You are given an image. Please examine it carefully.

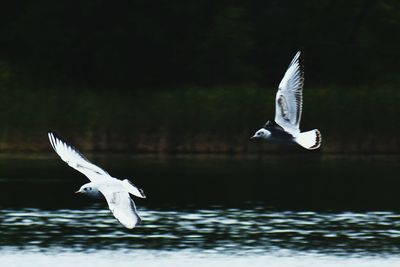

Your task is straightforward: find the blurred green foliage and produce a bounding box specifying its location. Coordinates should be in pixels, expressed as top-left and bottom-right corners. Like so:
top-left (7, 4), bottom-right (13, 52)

top-left (0, 82), bottom-right (399, 153)
top-left (0, 1), bottom-right (399, 153)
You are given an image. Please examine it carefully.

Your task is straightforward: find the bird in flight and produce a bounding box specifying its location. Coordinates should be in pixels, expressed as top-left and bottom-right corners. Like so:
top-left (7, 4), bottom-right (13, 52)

top-left (251, 51), bottom-right (321, 150)
top-left (48, 132), bottom-right (146, 229)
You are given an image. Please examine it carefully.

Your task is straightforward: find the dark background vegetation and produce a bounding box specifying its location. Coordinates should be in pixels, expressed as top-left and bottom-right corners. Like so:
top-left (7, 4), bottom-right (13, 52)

top-left (0, 0), bottom-right (399, 153)
top-left (0, 0), bottom-right (399, 212)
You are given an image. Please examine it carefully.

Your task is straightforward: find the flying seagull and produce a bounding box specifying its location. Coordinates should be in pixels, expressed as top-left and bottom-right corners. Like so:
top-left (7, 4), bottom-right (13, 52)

top-left (48, 132), bottom-right (146, 229)
top-left (251, 51), bottom-right (321, 149)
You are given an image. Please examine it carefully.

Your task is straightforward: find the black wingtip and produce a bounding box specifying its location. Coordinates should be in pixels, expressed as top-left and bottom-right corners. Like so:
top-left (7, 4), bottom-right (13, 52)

top-left (136, 215), bottom-right (142, 226)
top-left (310, 129), bottom-right (322, 150)
top-left (139, 188), bottom-right (146, 199)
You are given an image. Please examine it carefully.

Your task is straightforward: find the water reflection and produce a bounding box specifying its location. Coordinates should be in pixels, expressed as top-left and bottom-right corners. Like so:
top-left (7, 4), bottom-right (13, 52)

top-left (1, 207), bottom-right (400, 256)
top-left (1, 154), bottom-right (400, 209)
top-left (2, 154), bottom-right (400, 266)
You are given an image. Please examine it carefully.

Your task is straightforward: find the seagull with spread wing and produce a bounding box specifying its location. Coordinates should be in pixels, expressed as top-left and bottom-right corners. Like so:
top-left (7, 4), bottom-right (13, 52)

top-left (251, 51), bottom-right (321, 149)
top-left (48, 132), bottom-right (146, 229)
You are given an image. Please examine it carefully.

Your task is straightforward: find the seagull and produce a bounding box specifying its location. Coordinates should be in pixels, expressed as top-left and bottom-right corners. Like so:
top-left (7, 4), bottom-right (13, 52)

top-left (48, 132), bottom-right (146, 229)
top-left (251, 51), bottom-right (321, 149)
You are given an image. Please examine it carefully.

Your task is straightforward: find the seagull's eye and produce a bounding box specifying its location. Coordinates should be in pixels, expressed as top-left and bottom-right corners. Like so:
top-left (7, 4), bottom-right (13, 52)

top-left (258, 132), bottom-right (262, 135)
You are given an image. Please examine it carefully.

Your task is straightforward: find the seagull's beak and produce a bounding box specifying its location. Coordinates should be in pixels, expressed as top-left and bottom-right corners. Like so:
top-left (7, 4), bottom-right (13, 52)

top-left (250, 135), bottom-right (257, 139)
top-left (75, 190), bottom-right (81, 194)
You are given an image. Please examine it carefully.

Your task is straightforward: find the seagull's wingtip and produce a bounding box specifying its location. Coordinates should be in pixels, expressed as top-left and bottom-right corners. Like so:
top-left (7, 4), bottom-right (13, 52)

top-left (294, 51), bottom-right (301, 60)
top-left (139, 189), bottom-right (146, 199)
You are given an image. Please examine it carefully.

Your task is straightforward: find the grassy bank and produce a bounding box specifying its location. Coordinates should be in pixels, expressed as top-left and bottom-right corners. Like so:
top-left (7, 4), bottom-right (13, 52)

top-left (0, 81), bottom-right (399, 153)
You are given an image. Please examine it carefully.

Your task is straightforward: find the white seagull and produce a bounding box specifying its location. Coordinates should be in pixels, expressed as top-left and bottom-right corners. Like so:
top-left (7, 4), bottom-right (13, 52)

top-left (251, 51), bottom-right (321, 149)
top-left (48, 132), bottom-right (146, 229)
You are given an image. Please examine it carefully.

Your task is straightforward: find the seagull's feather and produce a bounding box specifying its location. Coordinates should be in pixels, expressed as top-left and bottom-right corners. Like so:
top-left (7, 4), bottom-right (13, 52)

top-left (275, 51), bottom-right (304, 134)
top-left (102, 190), bottom-right (141, 229)
top-left (48, 132), bottom-right (110, 182)
top-left (122, 179), bottom-right (146, 199)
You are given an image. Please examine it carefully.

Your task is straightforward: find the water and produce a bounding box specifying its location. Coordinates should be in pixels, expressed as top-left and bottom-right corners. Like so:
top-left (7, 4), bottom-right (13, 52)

top-left (1, 154), bottom-right (400, 266)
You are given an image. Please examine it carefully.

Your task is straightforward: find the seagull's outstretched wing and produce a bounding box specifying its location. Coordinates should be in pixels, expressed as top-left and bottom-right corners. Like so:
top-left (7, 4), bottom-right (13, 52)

top-left (48, 132), bottom-right (110, 182)
top-left (274, 51), bottom-right (304, 135)
top-left (102, 190), bottom-right (141, 229)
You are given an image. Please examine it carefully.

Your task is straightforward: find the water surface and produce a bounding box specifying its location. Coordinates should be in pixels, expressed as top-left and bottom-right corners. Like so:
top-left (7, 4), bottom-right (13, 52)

top-left (1, 154), bottom-right (400, 266)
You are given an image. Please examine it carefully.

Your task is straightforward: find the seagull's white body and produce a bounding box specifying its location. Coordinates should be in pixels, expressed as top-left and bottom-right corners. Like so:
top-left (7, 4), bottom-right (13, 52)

top-left (251, 51), bottom-right (321, 150)
top-left (48, 132), bottom-right (146, 229)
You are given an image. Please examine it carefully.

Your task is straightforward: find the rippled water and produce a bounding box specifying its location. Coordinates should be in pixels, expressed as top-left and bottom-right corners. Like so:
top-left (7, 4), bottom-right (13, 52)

top-left (1, 155), bottom-right (400, 266)
top-left (2, 207), bottom-right (400, 266)
top-left (2, 207), bottom-right (400, 255)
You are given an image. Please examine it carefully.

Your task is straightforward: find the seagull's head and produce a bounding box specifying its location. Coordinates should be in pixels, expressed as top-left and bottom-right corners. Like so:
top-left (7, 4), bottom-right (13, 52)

top-left (75, 183), bottom-right (104, 199)
top-left (75, 184), bottom-right (93, 195)
top-left (251, 128), bottom-right (271, 140)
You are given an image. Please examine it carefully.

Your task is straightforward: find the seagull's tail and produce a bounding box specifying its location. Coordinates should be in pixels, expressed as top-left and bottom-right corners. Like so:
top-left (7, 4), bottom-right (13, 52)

top-left (295, 129), bottom-right (322, 150)
top-left (122, 179), bottom-right (146, 198)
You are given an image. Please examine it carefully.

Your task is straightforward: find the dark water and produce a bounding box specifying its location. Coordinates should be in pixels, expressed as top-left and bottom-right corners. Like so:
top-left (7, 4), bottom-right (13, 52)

top-left (1, 154), bottom-right (400, 266)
